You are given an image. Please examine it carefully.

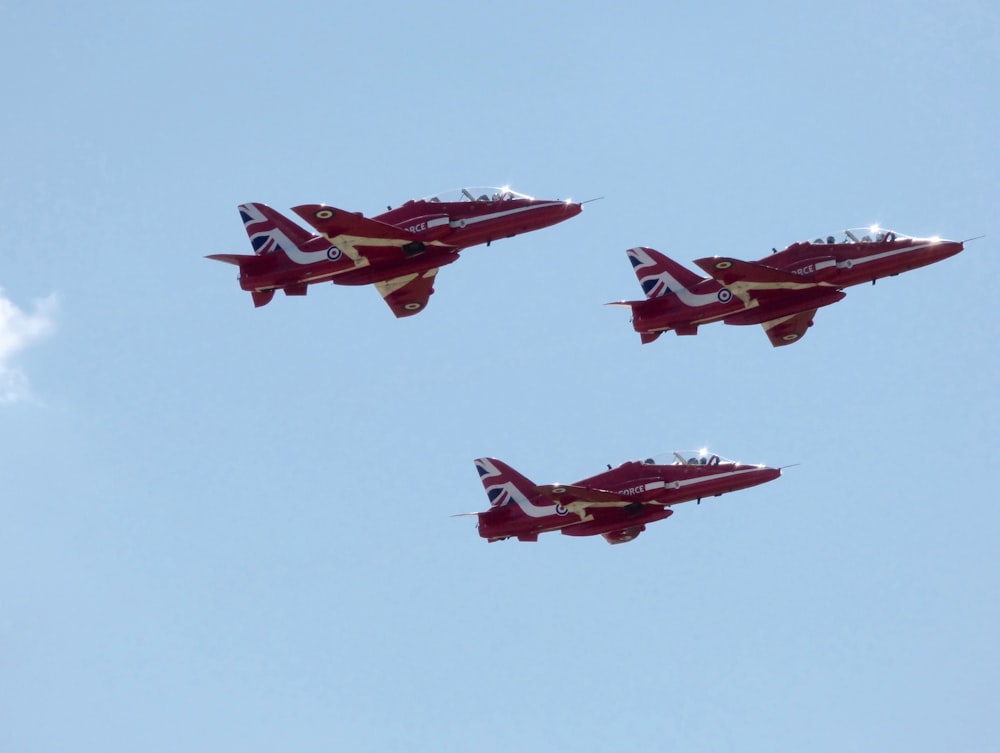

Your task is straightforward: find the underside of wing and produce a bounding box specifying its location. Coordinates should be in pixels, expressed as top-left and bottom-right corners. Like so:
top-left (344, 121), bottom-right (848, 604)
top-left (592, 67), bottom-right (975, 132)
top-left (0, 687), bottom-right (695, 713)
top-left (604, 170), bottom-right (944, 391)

top-left (374, 269), bottom-right (440, 317)
top-left (762, 309), bottom-right (819, 347)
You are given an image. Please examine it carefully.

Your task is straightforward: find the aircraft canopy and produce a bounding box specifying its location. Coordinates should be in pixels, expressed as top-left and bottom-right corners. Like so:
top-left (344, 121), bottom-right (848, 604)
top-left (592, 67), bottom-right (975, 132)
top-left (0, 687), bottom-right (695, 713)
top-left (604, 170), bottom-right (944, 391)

top-left (420, 186), bottom-right (534, 203)
top-left (805, 227), bottom-right (909, 245)
top-left (637, 450), bottom-right (739, 466)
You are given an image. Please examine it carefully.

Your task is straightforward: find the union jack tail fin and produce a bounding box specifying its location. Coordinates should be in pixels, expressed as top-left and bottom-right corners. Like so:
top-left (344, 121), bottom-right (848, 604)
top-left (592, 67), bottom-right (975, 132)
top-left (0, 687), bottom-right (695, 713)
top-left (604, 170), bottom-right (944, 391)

top-left (474, 457), bottom-right (538, 509)
top-left (238, 202), bottom-right (317, 256)
top-left (627, 246), bottom-right (707, 299)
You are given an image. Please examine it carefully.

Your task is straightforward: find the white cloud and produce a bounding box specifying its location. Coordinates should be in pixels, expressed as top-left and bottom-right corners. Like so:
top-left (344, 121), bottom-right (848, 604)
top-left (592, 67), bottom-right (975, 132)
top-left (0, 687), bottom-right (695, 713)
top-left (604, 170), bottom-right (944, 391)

top-left (0, 289), bottom-right (57, 403)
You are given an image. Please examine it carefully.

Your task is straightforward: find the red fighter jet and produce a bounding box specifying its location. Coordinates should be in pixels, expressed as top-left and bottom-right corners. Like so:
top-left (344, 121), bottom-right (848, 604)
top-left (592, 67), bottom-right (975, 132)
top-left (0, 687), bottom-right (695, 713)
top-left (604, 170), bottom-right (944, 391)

top-left (208, 187), bottom-right (582, 316)
top-left (465, 450), bottom-right (781, 545)
top-left (612, 227), bottom-right (966, 346)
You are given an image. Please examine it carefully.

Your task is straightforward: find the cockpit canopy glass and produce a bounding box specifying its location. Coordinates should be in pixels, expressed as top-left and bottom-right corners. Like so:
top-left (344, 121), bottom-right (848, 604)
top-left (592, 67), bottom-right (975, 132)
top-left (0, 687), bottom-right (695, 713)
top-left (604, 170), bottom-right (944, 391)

top-left (637, 450), bottom-right (739, 466)
top-left (421, 186), bottom-right (533, 203)
top-left (805, 227), bottom-right (909, 245)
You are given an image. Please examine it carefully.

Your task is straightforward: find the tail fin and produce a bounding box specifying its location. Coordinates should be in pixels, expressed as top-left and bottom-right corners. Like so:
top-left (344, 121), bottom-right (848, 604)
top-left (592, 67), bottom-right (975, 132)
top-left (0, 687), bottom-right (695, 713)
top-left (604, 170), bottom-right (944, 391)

top-left (239, 202), bottom-right (317, 256)
top-left (627, 246), bottom-right (707, 298)
top-left (474, 457), bottom-right (538, 509)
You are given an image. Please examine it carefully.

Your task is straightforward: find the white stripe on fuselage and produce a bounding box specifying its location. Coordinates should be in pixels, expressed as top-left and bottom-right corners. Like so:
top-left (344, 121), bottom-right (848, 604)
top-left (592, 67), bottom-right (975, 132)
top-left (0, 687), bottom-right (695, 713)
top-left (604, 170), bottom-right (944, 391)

top-left (504, 468), bottom-right (765, 515)
top-left (837, 242), bottom-right (935, 269)
top-left (671, 466), bottom-right (762, 492)
top-left (450, 201), bottom-right (565, 228)
top-left (612, 467), bottom-right (764, 497)
top-left (721, 243), bottom-right (939, 298)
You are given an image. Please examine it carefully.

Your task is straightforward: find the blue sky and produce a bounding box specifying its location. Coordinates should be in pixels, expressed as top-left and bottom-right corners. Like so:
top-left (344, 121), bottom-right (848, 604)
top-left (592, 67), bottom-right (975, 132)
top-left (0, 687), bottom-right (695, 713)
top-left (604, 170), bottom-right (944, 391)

top-left (2, 1), bottom-right (998, 750)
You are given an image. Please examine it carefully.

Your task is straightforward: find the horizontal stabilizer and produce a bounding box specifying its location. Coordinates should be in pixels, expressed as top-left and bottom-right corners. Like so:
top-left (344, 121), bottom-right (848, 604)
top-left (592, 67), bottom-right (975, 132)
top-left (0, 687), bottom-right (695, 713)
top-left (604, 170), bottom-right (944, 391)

top-left (292, 204), bottom-right (419, 243)
top-left (206, 253), bottom-right (256, 266)
top-left (693, 256), bottom-right (807, 286)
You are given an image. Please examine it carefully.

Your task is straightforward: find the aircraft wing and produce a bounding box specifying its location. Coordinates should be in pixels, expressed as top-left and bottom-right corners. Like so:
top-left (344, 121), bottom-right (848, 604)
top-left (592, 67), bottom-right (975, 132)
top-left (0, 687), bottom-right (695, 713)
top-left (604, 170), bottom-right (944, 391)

top-left (374, 269), bottom-right (440, 318)
top-left (761, 309), bottom-right (819, 347)
top-left (535, 484), bottom-right (627, 507)
top-left (693, 256), bottom-right (814, 288)
top-left (293, 204), bottom-right (418, 243)
top-left (293, 203), bottom-right (457, 265)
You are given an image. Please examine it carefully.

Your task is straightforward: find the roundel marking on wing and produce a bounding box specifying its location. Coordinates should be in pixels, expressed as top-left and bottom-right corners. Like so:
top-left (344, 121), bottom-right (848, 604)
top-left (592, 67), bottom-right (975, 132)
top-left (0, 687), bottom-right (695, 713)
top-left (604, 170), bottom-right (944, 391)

top-left (717, 288), bottom-right (733, 303)
top-left (715, 260), bottom-right (733, 270)
top-left (316, 209), bottom-right (335, 220)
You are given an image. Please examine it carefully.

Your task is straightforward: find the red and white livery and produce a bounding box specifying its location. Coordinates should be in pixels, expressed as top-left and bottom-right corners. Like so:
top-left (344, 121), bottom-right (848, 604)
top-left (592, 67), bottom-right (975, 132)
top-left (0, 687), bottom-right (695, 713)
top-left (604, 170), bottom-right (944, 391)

top-left (208, 187), bottom-right (582, 316)
top-left (613, 227), bottom-right (966, 346)
top-left (466, 450), bottom-right (781, 545)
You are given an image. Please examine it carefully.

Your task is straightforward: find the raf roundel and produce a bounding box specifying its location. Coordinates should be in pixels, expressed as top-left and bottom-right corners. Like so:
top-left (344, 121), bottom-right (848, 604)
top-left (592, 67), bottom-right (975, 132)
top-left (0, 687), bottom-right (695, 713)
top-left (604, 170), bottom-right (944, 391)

top-left (715, 260), bottom-right (733, 270)
top-left (717, 288), bottom-right (733, 303)
top-left (327, 245), bottom-right (342, 261)
top-left (315, 208), bottom-right (335, 220)
top-left (403, 302), bottom-right (422, 311)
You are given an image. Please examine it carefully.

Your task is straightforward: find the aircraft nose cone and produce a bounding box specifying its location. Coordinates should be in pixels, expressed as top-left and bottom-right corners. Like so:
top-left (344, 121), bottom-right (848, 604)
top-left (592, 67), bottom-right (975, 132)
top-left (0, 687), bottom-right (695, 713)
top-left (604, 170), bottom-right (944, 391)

top-left (748, 465), bottom-right (782, 486)
top-left (927, 237), bottom-right (965, 262)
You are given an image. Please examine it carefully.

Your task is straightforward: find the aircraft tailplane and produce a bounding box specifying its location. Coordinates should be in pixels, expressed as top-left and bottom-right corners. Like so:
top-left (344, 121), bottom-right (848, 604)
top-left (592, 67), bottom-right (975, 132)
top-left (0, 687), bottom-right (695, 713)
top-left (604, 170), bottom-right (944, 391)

top-left (205, 253), bottom-right (277, 307)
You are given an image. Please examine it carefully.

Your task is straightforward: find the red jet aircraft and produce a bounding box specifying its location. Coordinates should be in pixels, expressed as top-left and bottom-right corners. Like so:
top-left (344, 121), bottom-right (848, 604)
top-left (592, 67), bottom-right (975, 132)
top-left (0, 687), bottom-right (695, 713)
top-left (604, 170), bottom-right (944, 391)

top-left (467, 450), bottom-right (780, 544)
top-left (208, 187), bottom-right (582, 316)
top-left (612, 227), bottom-right (966, 346)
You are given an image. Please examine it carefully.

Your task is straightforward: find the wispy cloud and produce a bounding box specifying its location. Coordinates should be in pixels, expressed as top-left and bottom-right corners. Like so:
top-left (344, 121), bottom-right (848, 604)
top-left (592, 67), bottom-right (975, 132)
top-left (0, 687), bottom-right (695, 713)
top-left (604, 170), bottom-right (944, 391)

top-left (0, 289), bottom-right (57, 403)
